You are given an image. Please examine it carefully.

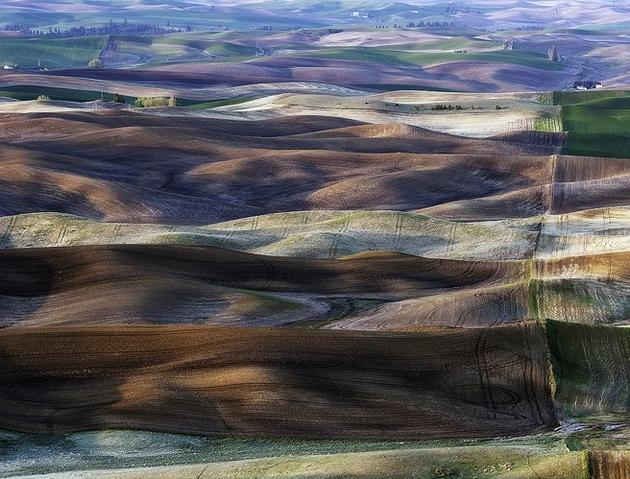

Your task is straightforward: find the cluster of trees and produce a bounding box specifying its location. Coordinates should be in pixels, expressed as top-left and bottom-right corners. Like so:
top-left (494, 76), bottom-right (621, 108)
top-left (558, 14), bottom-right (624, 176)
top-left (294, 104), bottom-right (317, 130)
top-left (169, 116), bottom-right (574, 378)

top-left (253, 26), bottom-right (301, 31)
top-left (51, 21), bottom-right (192, 37)
top-left (9, 20), bottom-right (192, 38)
top-left (134, 96), bottom-right (177, 107)
top-left (252, 26), bottom-right (311, 31)
top-left (429, 104), bottom-right (504, 111)
top-left (2, 24), bottom-right (30, 33)
top-left (446, 3), bottom-right (482, 14)
top-left (406, 21), bottom-right (456, 28)
top-left (431, 104), bottom-right (464, 111)
top-left (517, 25), bottom-right (545, 31)
top-left (29, 92), bottom-right (178, 107)
top-left (87, 59), bottom-right (103, 69)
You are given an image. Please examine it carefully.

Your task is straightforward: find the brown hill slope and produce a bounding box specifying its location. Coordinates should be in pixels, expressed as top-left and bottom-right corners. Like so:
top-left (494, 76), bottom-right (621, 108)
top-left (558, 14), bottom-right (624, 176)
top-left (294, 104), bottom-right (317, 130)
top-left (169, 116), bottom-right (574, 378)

top-left (0, 110), bottom-right (558, 223)
top-left (0, 322), bottom-right (556, 438)
top-left (0, 245), bottom-right (525, 328)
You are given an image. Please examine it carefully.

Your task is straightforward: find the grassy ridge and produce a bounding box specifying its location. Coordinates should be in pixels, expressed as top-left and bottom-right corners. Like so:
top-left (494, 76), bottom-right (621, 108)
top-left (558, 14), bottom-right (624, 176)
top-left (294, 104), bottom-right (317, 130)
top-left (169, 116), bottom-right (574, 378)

top-left (0, 33), bottom-right (259, 70)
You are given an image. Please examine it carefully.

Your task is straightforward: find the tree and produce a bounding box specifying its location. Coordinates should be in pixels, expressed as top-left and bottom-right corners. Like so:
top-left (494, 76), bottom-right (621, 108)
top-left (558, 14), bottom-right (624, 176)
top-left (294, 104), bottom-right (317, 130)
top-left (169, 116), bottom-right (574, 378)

top-left (113, 93), bottom-right (125, 104)
top-left (548, 44), bottom-right (559, 62)
top-left (88, 58), bottom-right (104, 69)
top-left (168, 95), bottom-right (177, 107)
top-left (135, 97), bottom-right (170, 107)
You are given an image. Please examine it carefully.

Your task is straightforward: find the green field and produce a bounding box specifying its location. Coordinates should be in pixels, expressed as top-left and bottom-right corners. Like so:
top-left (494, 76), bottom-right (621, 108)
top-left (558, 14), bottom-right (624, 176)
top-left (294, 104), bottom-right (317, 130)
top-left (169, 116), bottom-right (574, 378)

top-left (205, 42), bottom-right (259, 57)
top-left (0, 85), bottom-right (258, 108)
top-left (0, 85), bottom-right (135, 102)
top-left (101, 33), bottom-right (263, 66)
top-left (546, 320), bottom-right (630, 418)
top-left (0, 30), bottom-right (562, 71)
top-left (309, 46), bottom-right (564, 70)
top-left (0, 36), bottom-right (106, 68)
top-left (553, 89), bottom-right (630, 105)
top-left (555, 90), bottom-right (630, 158)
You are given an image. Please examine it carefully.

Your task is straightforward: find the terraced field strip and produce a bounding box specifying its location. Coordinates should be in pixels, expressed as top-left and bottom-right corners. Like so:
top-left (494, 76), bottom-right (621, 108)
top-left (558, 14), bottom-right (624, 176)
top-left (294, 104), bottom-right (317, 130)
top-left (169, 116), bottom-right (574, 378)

top-left (0, 322), bottom-right (556, 438)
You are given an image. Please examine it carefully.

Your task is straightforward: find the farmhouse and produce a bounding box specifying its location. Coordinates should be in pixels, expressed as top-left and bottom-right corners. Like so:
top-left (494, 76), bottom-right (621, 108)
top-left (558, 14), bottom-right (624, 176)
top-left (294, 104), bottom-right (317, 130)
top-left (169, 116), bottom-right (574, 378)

top-left (573, 80), bottom-right (603, 90)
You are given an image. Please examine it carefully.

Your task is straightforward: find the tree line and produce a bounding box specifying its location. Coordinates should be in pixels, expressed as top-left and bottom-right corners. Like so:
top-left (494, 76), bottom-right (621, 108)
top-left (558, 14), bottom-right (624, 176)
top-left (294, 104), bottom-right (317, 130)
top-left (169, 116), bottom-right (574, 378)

top-left (2, 20), bottom-right (192, 38)
top-left (405, 21), bottom-right (456, 28)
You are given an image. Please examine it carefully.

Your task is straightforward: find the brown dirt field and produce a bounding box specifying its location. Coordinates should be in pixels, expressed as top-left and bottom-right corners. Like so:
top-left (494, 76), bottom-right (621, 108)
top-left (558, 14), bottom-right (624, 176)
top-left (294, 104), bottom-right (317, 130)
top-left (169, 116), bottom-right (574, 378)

top-left (554, 156), bottom-right (630, 183)
top-left (421, 154), bottom-right (630, 221)
top-left (425, 62), bottom-right (569, 92)
top-left (328, 283), bottom-right (529, 330)
top-left (551, 155), bottom-right (630, 214)
top-left (0, 52), bottom-right (569, 93)
top-left (149, 56), bottom-right (472, 90)
top-left (533, 253), bottom-right (630, 325)
top-left (0, 322), bottom-right (556, 438)
top-left (0, 244), bottom-right (526, 327)
top-left (149, 56), bottom-right (570, 93)
top-left (0, 110), bottom-right (559, 223)
top-left (417, 184), bottom-right (550, 220)
top-left (535, 252), bottom-right (630, 280)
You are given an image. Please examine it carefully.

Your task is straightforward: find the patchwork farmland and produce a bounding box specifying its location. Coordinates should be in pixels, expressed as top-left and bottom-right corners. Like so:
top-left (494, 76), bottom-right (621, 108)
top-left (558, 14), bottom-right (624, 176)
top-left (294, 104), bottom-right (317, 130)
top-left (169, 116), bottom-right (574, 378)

top-left (0, 1), bottom-right (628, 478)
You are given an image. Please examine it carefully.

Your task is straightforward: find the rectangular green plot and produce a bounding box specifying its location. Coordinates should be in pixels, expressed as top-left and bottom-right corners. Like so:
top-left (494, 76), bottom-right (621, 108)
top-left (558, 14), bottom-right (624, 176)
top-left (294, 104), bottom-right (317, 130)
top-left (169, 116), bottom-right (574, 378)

top-left (546, 320), bottom-right (630, 418)
top-left (0, 36), bottom-right (106, 69)
top-left (556, 92), bottom-right (630, 158)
